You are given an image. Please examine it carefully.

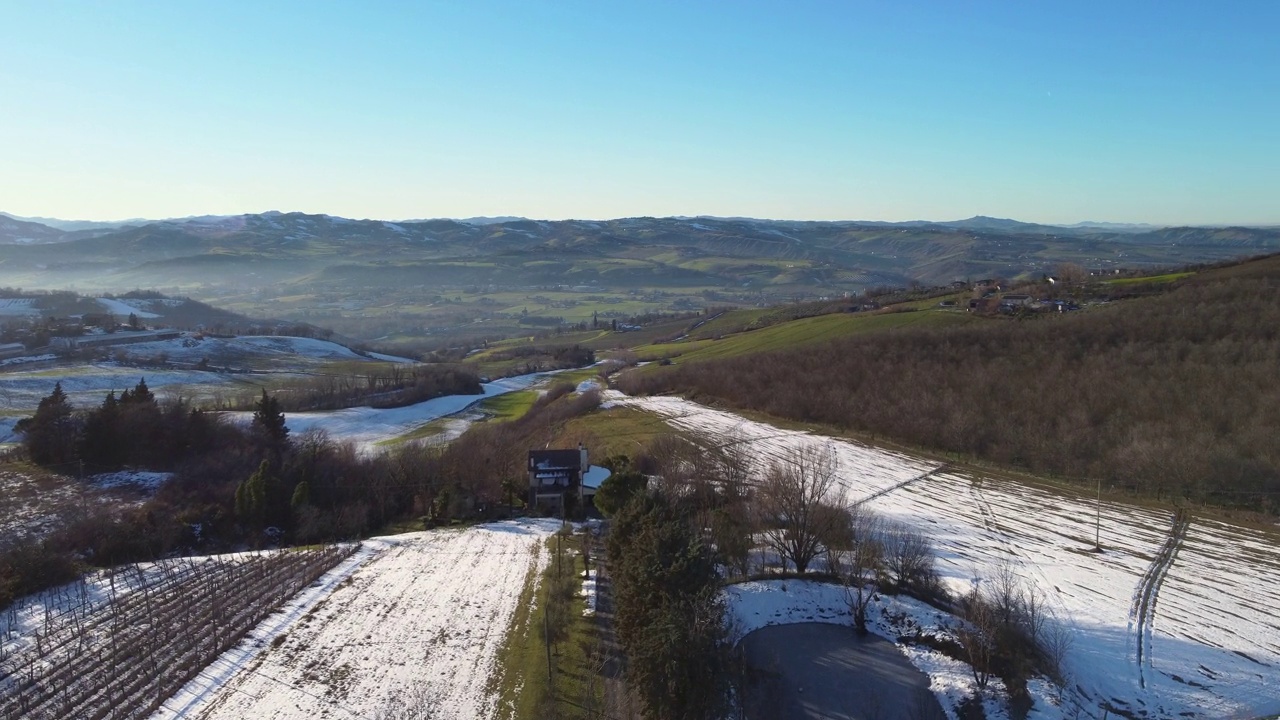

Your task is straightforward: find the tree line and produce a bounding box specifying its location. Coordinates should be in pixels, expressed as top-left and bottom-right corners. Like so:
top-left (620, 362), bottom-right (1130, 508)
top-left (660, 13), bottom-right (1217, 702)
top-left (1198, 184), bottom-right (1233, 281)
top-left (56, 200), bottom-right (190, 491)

top-left (620, 276), bottom-right (1280, 513)
top-left (2, 380), bottom-right (603, 610)
top-left (213, 364), bottom-right (482, 412)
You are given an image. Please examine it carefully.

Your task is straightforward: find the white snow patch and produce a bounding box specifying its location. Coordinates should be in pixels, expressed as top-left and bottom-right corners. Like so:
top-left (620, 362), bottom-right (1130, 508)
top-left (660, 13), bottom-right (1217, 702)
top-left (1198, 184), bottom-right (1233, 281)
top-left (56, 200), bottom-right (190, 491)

top-left (582, 464), bottom-right (611, 490)
top-left (367, 350), bottom-right (416, 363)
top-left (0, 353), bottom-right (55, 367)
top-left (582, 569), bottom-right (598, 616)
top-left (88, 470), bottom-right (173, 491)
top-left (0, 298), bottom-right (39, 316)
top-left (96, 298), bottom-right (161, 319)
top-left (226, 371), bottom-right (554, 453)
top-left (154, 519), bottom-right (562, 720)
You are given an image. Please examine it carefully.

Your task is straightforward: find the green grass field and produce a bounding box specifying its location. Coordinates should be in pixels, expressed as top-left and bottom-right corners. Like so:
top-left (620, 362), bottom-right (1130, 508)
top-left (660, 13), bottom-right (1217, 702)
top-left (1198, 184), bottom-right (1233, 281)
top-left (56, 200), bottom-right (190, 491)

top-left (556, 405), bottom-right (676, 460)
top-left (481, 390), bottom-right (539, 422)
top-left (1104, 271), bottom-right (1195, 285)
top-left (493, 529), bottom-right (604, 720)
top-left (631, 308), bottom-right (976, 365)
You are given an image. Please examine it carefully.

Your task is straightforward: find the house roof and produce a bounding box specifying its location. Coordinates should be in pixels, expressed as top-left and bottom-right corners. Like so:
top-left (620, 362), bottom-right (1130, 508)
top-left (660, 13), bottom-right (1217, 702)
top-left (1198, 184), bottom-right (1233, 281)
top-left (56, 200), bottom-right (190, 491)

top-left (529, 449), bottom-right (582, 471)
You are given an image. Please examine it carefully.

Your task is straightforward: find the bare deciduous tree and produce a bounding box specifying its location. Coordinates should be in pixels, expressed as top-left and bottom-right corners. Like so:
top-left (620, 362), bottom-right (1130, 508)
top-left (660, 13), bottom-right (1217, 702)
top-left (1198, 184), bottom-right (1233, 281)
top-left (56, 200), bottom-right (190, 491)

top-left (836, 505), bottom-right (883, 634)
top-left (755, 444), bottom-right (845, 573)
top-left (958, 589), bottom-right (996, 689)
top-left (882, 522), bottom-right (938, 594)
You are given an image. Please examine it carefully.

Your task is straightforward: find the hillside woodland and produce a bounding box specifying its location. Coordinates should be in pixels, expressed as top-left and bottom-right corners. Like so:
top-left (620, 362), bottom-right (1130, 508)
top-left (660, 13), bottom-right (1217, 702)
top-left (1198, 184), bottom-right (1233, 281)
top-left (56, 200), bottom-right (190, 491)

top-left (0, 381), bottom-right (601, 609)
top-left (620, 262), bottom-right (1280, 513)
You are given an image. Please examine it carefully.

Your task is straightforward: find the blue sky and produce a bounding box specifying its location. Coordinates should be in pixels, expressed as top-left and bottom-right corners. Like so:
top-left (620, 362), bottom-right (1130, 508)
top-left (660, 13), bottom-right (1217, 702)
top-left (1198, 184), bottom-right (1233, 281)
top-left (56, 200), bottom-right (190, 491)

top-left (1, 1), bottom-right (1276, 224)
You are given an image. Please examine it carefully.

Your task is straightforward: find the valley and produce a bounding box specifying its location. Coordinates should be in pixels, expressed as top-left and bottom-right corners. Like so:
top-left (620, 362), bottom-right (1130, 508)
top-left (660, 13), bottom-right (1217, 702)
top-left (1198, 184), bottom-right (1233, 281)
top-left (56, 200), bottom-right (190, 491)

top-left (1, 229), bottom-right (1279, 720)
top-left (4, 212), bottom-right (1279, 350)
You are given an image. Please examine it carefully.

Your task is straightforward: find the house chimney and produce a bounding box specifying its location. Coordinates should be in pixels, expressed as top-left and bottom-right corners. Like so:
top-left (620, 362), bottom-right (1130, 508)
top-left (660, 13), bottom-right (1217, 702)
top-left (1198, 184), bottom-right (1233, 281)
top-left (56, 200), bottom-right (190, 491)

top-left (579, 442), bottom-right (588, 473)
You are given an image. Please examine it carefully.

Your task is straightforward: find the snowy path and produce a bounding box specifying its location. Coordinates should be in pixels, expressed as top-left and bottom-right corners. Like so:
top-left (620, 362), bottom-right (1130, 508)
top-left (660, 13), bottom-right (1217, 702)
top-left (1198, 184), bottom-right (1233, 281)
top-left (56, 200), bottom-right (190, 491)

top-left (609, 391), bottom-right (1280, 720)
top-left (1129, 510), bottom-right (1189, 691)
top-left (153, 519), bottom-right (560, 720)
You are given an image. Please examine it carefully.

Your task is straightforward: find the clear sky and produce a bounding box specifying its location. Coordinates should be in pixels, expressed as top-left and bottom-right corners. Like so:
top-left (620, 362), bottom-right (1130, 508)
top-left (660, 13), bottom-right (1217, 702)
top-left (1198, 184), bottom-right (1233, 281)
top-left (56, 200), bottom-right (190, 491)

top-left (1, 1), bottom-right (1277, 225)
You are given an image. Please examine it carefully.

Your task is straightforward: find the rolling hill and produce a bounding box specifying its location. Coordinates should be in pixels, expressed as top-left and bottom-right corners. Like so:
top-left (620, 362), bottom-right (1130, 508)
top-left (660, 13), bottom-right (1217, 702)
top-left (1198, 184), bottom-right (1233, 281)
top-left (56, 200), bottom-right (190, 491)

top-left (3, 211), bottom-right (1278, 345)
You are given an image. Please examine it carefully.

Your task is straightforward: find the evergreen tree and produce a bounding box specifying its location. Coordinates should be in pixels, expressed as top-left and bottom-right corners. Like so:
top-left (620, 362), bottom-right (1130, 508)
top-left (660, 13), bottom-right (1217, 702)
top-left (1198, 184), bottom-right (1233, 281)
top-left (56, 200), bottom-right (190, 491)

top-left (236, 460), bottom-right (271, 525)
top-left (291, 479), bottom-right (310, 510)
top-left (118, 378), bottom-right (162, 466)
top-left (16, 382), bottom-right (77, 466)
top-left (80, 391), bottom-right (124, 468)
top-left (252, 389), bottom-right (289, 446)
top-left (607, 492), bottom-right (727, 720)
top-left (123, 378), bottom-right (154, 406)
top-left (593, 467), bottom-right (647, 517)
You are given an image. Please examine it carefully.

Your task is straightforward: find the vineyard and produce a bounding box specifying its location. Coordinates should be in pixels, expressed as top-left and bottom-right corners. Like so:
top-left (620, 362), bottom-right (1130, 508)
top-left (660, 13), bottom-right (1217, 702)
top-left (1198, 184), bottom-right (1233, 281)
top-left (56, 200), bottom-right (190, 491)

top-left (0, 545), bottom-right (351, 720)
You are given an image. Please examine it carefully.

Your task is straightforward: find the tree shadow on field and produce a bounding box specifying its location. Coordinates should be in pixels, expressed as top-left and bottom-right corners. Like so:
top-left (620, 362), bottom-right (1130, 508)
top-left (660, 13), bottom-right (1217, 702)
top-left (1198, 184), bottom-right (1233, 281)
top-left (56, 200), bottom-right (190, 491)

top-left (738, 622), bottom-right (946, 720)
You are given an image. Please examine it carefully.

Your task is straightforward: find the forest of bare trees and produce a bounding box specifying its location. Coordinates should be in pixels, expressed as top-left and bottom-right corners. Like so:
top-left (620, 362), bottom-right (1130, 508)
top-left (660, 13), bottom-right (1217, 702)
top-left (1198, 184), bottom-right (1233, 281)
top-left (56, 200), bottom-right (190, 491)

top-left (620, 274), bottom-right (1280, 512)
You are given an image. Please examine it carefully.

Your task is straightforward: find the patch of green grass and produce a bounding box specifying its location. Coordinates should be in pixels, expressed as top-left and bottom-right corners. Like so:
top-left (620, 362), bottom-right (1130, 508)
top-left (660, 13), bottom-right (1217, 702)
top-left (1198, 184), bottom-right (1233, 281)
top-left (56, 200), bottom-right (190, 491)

top-left (890, 291), bottom-right (967, 310)
top-left (493, 530), bottom-right (603, 720)
top-left (558, 405), bottom-right (675, 459)
top-left (631, 309), bottom-right (976, 365)
top-left (553, 366), bottom-right (605, 386)
top-left (1105, 271), bottom-right (1195, 285)
top-left (686, 308), bottom-right (773, 339)
top-left (481, 390), bottom-right (539, 422)
top-left (377, 417), bottom-right (455, 447)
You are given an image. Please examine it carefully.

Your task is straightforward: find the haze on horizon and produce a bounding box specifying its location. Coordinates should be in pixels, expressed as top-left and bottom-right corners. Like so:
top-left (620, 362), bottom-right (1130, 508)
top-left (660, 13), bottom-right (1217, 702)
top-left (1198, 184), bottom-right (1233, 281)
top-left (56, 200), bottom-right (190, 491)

top-left (2, 1), bottom-right (1277, 227)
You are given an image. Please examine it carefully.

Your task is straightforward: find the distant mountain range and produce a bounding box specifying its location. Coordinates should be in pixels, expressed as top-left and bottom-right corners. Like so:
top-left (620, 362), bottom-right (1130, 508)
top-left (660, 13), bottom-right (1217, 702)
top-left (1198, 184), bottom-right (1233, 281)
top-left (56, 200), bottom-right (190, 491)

top-left (0, 211), bottom-right (1180, 237)
top-left (1, 210), bottom-right (1276, 341)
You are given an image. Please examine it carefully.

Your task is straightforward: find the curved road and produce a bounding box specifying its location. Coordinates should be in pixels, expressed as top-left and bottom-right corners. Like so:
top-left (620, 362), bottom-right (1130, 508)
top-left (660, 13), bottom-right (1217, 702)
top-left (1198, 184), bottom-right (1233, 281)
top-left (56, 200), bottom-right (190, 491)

top-left (739, 623), bottom-right (946, 720)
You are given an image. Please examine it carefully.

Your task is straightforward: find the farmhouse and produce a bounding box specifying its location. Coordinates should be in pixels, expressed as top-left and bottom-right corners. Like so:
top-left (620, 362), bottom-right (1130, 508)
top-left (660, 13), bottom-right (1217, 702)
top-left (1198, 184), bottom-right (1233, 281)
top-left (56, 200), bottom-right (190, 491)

top-left (528, 444), bottom-right (589, 513)
top-left (0, 342), bottom-right (27, 359)
top-left (51, 329), bottom-right (181, 352)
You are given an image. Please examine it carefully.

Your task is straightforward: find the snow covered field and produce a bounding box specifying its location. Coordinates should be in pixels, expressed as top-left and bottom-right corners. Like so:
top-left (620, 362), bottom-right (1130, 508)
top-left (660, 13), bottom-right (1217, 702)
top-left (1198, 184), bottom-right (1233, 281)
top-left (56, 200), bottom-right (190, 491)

top-left (0, 364), bottom-right (239, 409)
top-left (112, 334), bottom-right (382, 367)
top-left (0, 336), bottom-right (415, 412)
top-left (154, 519), bottom-right (561, 720)
top-left (609, 392), bottom-right (1280, 720)
top-left (0, 298), bottom-right (39, 317)
top-left (96, 297), bottom-right (161, 319)
top-left (228, 371), bottom-right (554, 452)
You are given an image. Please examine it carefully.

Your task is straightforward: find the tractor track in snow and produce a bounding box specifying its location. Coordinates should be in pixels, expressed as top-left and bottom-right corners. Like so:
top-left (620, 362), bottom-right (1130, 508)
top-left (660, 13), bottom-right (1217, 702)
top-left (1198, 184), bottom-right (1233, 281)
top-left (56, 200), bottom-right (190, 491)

top-left (1130, 509), bottom-right (1190, 689)
top-left (852, 465), bottom-right (948, 506)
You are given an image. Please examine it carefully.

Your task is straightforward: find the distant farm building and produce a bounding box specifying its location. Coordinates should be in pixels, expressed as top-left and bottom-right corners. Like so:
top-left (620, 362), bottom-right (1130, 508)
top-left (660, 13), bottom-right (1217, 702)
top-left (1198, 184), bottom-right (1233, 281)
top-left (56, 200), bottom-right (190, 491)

top-left (51, 329), bottom-right (181, 352)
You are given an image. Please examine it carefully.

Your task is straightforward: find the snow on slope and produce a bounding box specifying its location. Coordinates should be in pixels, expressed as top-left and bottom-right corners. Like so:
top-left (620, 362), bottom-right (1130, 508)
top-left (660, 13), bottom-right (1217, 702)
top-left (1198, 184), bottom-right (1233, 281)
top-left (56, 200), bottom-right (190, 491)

top-left (609, 391), bottom-right (1280, 720)
top-left (0, 298), bottom-right (39, 316)
top-left (96, 297), bottom-right (160, 318)
top-left (0, 365), bottom-right (233, 408)
top-left (155, 520), bottom-right (560, 720)
top-left (117, 334), bottom-right (369, 365)
top-left (229, 372), bottom-right (552, 452)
